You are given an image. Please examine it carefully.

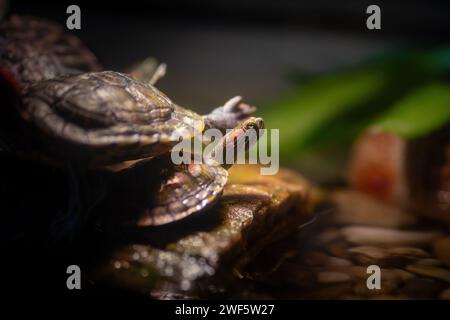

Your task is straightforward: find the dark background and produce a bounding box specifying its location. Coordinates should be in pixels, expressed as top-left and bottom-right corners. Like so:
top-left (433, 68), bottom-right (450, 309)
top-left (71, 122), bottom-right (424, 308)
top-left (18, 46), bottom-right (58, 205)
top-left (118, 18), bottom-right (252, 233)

top-left (5, 0), bottom-right (450, 113)
top-left (2, 0), bottom-right (450, 301)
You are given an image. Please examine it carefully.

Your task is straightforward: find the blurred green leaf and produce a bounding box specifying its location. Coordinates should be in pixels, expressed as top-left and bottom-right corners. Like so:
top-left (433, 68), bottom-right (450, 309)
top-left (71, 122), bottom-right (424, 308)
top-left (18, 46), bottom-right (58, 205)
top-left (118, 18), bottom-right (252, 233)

top-left (261, 47), bottom-right (450, 161)
top-left (261, 67), bottom-right (389, 158)
top-left (374, 83), bottom-right (450, 138)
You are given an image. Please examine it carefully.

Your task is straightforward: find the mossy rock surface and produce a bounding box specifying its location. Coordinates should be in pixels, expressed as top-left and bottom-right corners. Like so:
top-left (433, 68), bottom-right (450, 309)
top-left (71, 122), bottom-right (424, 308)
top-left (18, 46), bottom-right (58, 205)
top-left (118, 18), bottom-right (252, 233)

top-left (91, 165), bottom-right (317, 298)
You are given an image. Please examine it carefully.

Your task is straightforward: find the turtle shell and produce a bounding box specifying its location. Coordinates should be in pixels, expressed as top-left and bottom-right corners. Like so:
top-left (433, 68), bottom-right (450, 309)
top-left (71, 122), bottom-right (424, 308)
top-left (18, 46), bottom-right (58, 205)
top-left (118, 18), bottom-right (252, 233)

top-left (19, 71), bottom-right (204, 166)
top-left (95, 153), bottom-right (228, 227)
top-left (0, 15), bottom-right (101, 85)
top-left (137, 157), bottom-right (228, 226)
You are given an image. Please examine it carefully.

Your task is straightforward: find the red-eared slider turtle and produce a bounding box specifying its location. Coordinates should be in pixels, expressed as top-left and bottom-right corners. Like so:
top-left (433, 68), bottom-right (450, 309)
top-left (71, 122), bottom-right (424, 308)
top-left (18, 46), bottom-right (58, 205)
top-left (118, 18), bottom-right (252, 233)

top-left (17, 70), bottom-right (260, 167)
top-left (0, 16), bottom-right (264, 227)
top-left (18, 71), bottom-right (263, 225)
top-left (13, 71), bottom-right (264, 226)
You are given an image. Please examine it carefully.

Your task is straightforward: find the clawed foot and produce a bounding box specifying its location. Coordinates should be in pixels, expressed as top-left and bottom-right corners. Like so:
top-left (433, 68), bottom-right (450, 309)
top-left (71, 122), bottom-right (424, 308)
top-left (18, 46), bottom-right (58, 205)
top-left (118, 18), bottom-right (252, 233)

top-left (222, 96), bottom-right (257, 119)
top-left (204, 96), bottom-right (257, 132)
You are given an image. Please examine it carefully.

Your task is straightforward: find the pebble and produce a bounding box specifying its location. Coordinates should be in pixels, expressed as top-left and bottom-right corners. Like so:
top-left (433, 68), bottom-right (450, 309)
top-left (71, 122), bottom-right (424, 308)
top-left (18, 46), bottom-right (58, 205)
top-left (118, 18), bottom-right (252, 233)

top-left (353, 281), bottom-right (397, 296)
top-left (399, 278), bottom-right (443, 299)
top-left (440, 288), bottom-right (450, 300)
top-left (339, 294), bottom-right (360, 300)
top-left (381, 268), bottom-right (415, 286)
top-left (327, 257), bottom-right (353, 267)
top-left (348, 246), bottom-right (429, 267)
top-left (303, 252), bottom-right (332, 267)
top-left (326, 242), bottom-right (353, 259)
top-left (388, 247), bottom-right (429, 258)
top-left (414, 259), bottom-right (442, 267)
top-left (347, 266), bottom-right (369, 279)
top-left (315, 228), bottom-right (341, 245)
top-left (317, 272), bottom-right (351, 284)
top-left (273, 263), bottom-right (316, 287)
top-left (433, 237), bottom-right (450, 268)
top-left (304, 283), bottom-right (354, 299)
top-left (235, 186), bottom-right (450, 299)
top-left (341, 226), bottom-right (441, 247)
top-left (331, 190), bottom-right (417, 228)
top-left (348, 246), bottom-right (387, 260)
top-left (349, 268), bottom-right (413, 293)
top-left (303, 252), bottom-right (352, 267)
top-left (381, 268), bottom-right (415, 282)
top-left (405, 265), bottom-right (450, 282)
top-left (318, 266), bottom-right (367, 280)
top-left (369, 294), bottom-right (410, 300)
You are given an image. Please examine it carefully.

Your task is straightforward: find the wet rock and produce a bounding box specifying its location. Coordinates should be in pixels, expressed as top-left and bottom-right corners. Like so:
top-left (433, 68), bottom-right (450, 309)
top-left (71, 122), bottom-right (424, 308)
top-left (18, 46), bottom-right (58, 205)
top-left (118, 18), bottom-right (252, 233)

top-left (91, 166), bottom-right (317, 297)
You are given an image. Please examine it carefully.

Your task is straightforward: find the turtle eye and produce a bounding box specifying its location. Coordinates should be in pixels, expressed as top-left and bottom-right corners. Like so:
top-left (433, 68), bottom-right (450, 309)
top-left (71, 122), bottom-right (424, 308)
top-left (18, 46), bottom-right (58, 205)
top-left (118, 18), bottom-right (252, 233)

top-left (245, 122), bottom-right (256, 130)
top-left (244, 117), bottom-right (264, 130)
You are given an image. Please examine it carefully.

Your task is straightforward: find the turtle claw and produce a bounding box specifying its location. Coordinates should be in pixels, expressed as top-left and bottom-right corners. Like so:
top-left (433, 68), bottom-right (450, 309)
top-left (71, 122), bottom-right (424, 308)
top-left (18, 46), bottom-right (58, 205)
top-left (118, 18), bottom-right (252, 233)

top-left (204, 96), bottom-right (257, 132)
top-left (223, 96), bottom-right (243, 112)
top-left (236, 102), bottom-right (257, 117)
top-left (223, 96), bottom-right (256, 118)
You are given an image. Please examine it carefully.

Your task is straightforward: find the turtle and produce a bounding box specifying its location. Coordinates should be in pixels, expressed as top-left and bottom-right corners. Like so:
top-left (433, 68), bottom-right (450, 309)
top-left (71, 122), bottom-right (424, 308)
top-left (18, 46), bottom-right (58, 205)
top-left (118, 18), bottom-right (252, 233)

top-left (0, 16), bottom-right (264, 228)
top-left (17, 71), bottom-right (261, 168)
top-left (16, 71), bottom-right (264, 226)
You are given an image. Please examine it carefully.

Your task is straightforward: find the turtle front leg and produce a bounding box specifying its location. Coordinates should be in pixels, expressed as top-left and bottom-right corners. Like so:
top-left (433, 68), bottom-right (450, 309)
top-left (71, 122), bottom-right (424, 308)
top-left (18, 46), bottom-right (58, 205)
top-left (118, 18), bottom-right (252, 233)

top-left (203, 96), bottom-right (257, 133)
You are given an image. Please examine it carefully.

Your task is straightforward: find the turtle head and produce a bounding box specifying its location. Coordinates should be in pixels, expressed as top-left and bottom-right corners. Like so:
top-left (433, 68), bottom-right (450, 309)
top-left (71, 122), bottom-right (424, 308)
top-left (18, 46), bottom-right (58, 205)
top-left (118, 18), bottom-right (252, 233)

top-left (214, 117), bottom-right (264, 169)
top-left (242, 117), bottom-right (264, 131)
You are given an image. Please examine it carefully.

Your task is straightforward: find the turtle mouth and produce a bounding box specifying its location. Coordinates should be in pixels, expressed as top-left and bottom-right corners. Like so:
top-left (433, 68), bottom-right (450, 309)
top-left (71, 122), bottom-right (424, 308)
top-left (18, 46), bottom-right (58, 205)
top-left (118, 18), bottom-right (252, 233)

top-left (254, 117), bottom-right (265, 130)
top-left (243, 117), bottom-right (265, 131)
